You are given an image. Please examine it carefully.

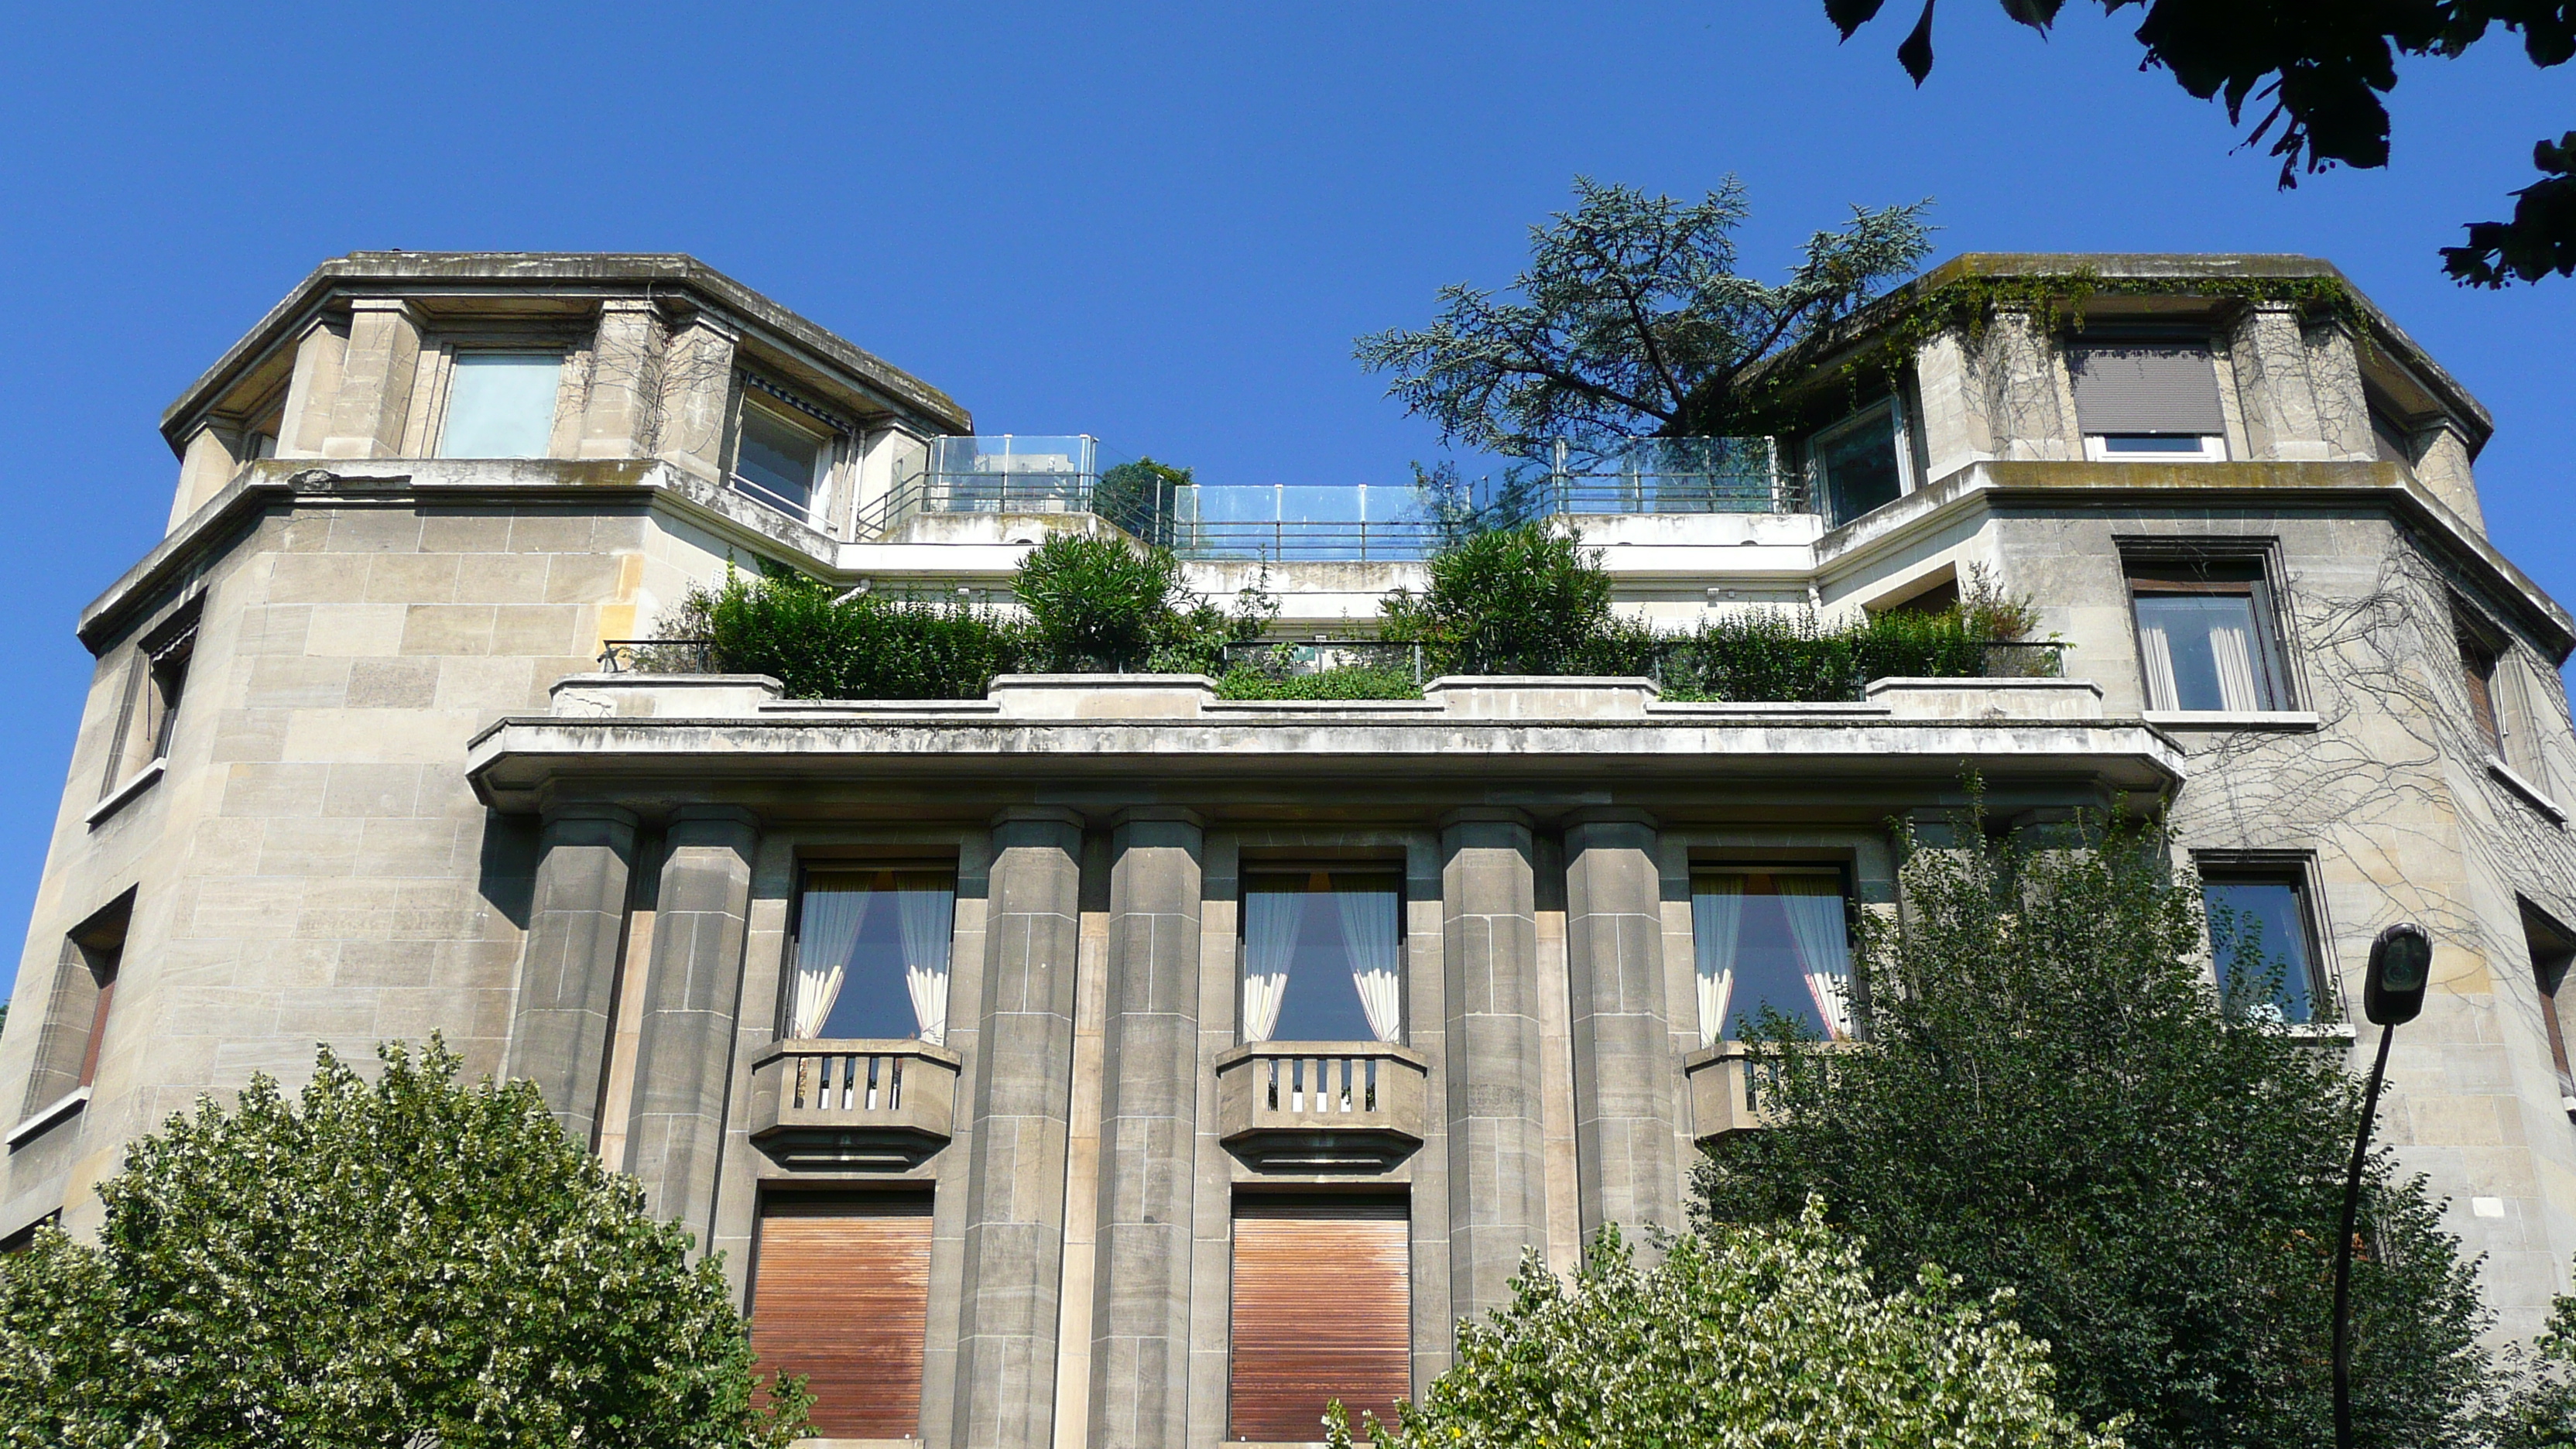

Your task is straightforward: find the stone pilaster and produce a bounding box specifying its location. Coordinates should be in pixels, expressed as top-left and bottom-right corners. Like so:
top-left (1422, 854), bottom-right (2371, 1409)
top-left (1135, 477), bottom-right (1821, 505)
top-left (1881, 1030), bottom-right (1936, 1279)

top-left (506, 804), bottom-right (639, 1146)
top-left (579, 300), bottom-right (665, 460)
top-left (1438, 807), bottom-right (1547, 1324)
top-left (620, 805), bottom-right (759, 1246)
top-left (321, 298), bottom-right (426, 458)
top-left (1088, 808), bottom-right (1204, 1449)
top-left (654, 307), bottom-right (739, 484)
top-left (1561, 810), bottom-right (1681, 1253)
top-left (954, 807), bottom-right (1085, 1449)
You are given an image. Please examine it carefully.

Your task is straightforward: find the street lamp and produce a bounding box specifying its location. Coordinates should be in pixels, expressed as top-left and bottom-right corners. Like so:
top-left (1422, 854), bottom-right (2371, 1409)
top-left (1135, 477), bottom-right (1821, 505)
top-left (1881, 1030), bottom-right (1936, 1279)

top-left (2333, 921), bottom-right (2432, 1449)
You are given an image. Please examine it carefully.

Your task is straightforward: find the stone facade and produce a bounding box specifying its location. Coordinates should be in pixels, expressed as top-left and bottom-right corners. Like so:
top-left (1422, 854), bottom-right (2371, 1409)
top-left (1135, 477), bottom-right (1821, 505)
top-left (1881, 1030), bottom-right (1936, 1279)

top-left (5, 252), bottom-right (2573, 1447)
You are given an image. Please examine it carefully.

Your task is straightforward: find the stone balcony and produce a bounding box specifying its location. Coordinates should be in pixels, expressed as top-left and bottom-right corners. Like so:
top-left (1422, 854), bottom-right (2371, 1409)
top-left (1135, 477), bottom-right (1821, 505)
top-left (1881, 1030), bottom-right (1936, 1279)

top-left (1214, 1041), bottom-right (1429, 1172)
top-left (1685, 1041), bottom-right (1860, 1139)
top-left (745, 1038), bottom-right (961, 1169)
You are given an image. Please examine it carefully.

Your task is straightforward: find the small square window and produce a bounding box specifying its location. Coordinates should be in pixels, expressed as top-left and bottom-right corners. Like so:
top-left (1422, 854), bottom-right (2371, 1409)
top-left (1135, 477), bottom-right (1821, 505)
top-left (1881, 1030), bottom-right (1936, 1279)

top-left (437, 352), bottom-right (562, 459)
top-left (103, 611), bottom-right (197, 798)
top-left (2070, 341), bottom-right (2225, 460)
top-left (1690, 868), bottom-right (1855, 1044)
top-left (1241, 872), bottom-right (1403, 1044)
top-left (732, 399), bottom-right (831, 519)
top-left (1810, 402), bottom-right (1908, 527)
top-left (2087, 433), bottom-right (2228, 462)
top-left (2199, 867), bottom-right (2327, 1023)
top-left (785, 868), bottom-right (956, 1043)
top-left (2128, 563), bottom-right (2288, 712)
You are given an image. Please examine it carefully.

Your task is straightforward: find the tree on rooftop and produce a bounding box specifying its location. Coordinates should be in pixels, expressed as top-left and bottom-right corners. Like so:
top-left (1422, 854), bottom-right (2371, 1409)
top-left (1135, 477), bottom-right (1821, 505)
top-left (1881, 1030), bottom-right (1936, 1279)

top-left (0, 1039), bottom-right (809, 1449)
top-left (1821, 1), bottom-right (2574, 286)
top-left (1697, 803), bottom-right (2492, 1449)
top-left (1353, 177), bottom-right (1934, 458)
top-left (1324, 1205), bottom-right (2120, 1449)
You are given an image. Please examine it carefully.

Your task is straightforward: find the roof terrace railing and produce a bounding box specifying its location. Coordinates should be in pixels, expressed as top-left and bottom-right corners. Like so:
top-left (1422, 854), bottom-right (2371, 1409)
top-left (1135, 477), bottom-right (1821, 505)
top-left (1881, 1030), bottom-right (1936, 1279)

top-left (857, 435), bottom-right (1804, 560)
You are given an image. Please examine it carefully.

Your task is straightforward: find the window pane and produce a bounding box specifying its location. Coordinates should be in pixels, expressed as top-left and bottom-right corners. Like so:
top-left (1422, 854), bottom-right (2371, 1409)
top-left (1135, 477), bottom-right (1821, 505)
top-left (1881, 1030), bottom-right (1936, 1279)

top-left (1242, 872), bottom-right (1403, 1043)
top-left (2203, 878), bottom-right (2318, 1023)
top-left (1690, 872), bottom-right (1854, 1043)
top-left (2134, 592), bottom-right (2275, 711)
top-left (438, 353), bottom-right (560, 458)
top-left (735, 406), bottom-right (823, 513)
top-left (1817, 414), bottom-right (1902, 526)
top-left (788, 870), bottom-right (956, 1041)
top-left (2102, 434), bottom-right (2209, 453)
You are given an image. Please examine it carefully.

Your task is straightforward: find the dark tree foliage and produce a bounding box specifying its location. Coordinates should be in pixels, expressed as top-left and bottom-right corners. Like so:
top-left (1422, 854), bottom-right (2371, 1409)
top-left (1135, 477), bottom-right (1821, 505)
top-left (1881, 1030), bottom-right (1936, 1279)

top-left (1354, 177), bottom-right (1934, 457)
top-left (0, 1040), bottom-right (808, 1449)
top-left (1824, 0), bottom-right (2576, 284)
top-left (2489, 1277), bottom-right (2576, 1448)
top-left (1698, 806), bottom-right (2493, 1449)
top-left (1091, 456), bottom-right (1194, 548)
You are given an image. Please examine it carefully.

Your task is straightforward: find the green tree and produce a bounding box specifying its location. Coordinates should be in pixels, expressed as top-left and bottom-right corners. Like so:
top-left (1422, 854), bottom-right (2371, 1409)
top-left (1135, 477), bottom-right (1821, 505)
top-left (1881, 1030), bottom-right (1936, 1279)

top-left (1354, 176), bottom-right (1934, 456)
top-left (1092, 456), bottom-right (1194, 548)
top-left (1823, 1), bottom-right (2574, 285)
top-left (1698, 806), bottom-right (2492, 1449)
top-left (1013, 532), bottom-right (1272, 674)
top-left (2488, 1274), bottom-right (2576, 1449)
top-left (1327, 1205), bottom-right (2119, 1449)
top-left (0, 1039), bottom-right (808, 1449)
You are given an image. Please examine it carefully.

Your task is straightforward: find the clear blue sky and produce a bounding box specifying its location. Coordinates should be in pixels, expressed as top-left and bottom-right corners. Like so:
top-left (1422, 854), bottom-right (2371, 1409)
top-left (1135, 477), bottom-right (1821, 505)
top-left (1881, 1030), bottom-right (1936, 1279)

top-left (0, 3), bottom-right (2566, 992)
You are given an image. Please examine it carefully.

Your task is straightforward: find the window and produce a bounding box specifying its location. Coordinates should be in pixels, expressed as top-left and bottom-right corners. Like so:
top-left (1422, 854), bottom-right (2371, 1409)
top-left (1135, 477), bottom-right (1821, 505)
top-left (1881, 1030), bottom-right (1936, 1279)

top-left (2069, 342), bottom-right (2227, 460)
top-left (2200, 866), bottom-right (2327, 1023)
top-left (1230, 1197), bottom-right (1410, 1440)
top-left (1241, 871), bottom-right (1403, 1044)
top-left (2372, 408), bottom-right (2417, 465)
top-left (1811, 400), bottom-right (1909, 527)
top-left (437, 352), bottom-right (562, 458)
top-left (2127, 562), bottom-right (2288, 712)
top-left (20, 896), bottom-right (128, 1128)
top-left (102, 611), bottom-right (197, 798)
top-left (731, 397), bottom-right (831, 519)
top-left (1690, 868), bottom-right (1856, 1045)
top-left (785, 868), bottom-right (955, 1042)
top-left (2522, 902), bottom-right (2576, 1121)
top-left (748, 1194), bottom-right (932, 1438)
top-left (2458, 627), bottom-right (2505, 756)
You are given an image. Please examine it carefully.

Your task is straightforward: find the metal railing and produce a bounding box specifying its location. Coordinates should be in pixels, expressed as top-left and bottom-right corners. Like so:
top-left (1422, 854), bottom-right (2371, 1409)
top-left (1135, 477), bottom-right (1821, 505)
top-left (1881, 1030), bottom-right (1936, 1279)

top-left (1223, 639), bottom-right (1430, 683)
top-left (1221, 637), bottom-right (2066, 696)
top-left (597, 639), bottom-right (715, 673)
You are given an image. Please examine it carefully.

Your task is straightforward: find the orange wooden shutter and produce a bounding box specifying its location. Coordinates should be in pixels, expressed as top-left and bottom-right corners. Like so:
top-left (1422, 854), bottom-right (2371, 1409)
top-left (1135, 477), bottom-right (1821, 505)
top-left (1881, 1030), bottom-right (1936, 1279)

top-left (750, 1194), bottom-right (933, 1439)
top-left (1230, 1199), bottom-right (1410, 1441)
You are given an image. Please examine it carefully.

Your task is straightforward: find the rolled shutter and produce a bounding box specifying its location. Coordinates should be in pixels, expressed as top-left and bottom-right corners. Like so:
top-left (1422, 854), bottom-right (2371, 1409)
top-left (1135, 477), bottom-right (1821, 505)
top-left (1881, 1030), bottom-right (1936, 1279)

top-left (1230, 1199), bottom-right (1410, 1441)
top-left (2068, 345), bottom-right (2225, 435)
top-left (749, 1194), bottom-right (933, 1439)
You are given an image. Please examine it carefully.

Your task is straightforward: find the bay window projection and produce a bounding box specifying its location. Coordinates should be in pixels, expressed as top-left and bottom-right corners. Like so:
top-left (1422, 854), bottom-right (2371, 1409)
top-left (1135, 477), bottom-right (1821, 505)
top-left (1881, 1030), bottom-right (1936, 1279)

top-left (2129, 565), bottom-right (2287, 712)
top-left (784, 869), bottom-right (955, 1042)
top-left (1229, 1198), bottom-right (1410, 1441)
top-left (2200, 868), bottom-right (2327, 1024)
top-left (1240, 872), bottom-right (1403, 1044)
top-left (436, 352), bottom-right (562, 459)
top-left (2069, 342), bottom-right (2228, 461)
top-left (748, 1194), bottom-right (933, 1439)
top-left (1690, 870), bottom-right (1856, 1046)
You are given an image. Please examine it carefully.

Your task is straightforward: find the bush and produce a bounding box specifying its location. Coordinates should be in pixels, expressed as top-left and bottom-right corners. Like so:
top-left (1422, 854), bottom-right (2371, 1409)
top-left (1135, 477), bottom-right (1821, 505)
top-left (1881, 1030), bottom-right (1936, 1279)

top-left (2488, 1279), bottom-right (2576, 1448)
top-left (1697, 804), bottom-right (2492, 1449)
top-left (1214, 666), bottom-right (1423, 701)
top-left (0, 1040), bottom-right (808, 1448)
top-left (681, 567), bottom-right (1023, 700)
top-left (1012, 533), bottom-right (1271, 675)
top-left (1380, 520), bottom-right (1634, 675)
top-left (1328, 1205), bottom-right (2117, 1449)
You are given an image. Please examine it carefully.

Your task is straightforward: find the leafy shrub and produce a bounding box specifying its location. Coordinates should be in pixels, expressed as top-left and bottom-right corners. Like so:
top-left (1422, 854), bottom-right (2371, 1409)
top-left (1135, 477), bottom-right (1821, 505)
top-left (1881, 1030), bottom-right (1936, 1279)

top-left (1214, 666), bottom-right (1423, 701)
top-left (1013, 533), bottom-right (1271, 674)
top-left (1380, 520), bottom-right (1632, 674)
top-left (1328, 1204), bottom-right (2115, 1449)
top-left (0, 1040), bottom-right (808, 1448)
top-left (679, 567), bottom-right (1023, 700)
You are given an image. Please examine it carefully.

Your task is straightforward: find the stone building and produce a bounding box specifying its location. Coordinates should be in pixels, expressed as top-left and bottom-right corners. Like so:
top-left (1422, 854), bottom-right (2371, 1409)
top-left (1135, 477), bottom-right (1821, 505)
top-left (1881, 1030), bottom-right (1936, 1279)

top-left (4, 250), bottom-right (2573, 1447)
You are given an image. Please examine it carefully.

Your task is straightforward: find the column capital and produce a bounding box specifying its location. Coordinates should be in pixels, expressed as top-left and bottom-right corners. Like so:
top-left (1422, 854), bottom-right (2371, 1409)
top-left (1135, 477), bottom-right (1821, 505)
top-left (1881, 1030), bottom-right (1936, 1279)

top-left (1437, 805), bottom-right (1534, 833)
top-left (991, 804), bottom-right (1087, 831)
top-left (1561, 807), bottom-right (1660, 833)
top-left (539, 801), bottom-right (641, 831)
top-left (1108, 805), bottom-right (1204, 830)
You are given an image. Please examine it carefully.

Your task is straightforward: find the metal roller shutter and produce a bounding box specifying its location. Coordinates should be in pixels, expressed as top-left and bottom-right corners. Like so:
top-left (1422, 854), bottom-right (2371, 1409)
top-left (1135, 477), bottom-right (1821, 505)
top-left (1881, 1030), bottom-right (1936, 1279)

top-left (2067, 344), bottom-right (2226, 435)
top-left (1230, 1199), bottom-right (1411, 1441)
top-left (749, 1194), bottom-right (933, 1439)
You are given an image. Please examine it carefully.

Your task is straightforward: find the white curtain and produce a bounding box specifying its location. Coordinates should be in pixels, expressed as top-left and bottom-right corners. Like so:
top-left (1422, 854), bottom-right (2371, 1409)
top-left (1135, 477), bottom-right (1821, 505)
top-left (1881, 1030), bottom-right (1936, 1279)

top-left (896, 875), bottom-right (955, 1044)
top-left (1690, 875), bottom-right (1746, 1047)
top-left (2139, 622), bottom-right (2179, 711)
top-left (2210, 618), bottom-right (2263, 711)
top-left (1242, 885), bottom-right (1300, 1043)
top-left (1335, 882), bottom-right (1403, 1043)
top-left (1776, 877), bottom-right (1856, 1040)
top-left (790, 879), bottom-right (866, 1039)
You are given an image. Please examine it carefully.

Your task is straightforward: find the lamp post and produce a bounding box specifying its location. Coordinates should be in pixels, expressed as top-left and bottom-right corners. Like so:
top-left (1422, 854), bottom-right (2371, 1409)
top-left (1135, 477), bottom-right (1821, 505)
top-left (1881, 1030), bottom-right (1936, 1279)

top-left (2333, 921), bottom-right (2433, 1449)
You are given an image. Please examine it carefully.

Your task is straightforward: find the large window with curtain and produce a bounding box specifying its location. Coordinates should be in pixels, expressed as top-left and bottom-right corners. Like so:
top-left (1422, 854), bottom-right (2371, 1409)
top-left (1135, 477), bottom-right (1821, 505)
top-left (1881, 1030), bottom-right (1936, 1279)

top-left (2128, 562), bottom-right (2289, 713)
top-left (1240, 871), bottom-right (1404, 1045)
top-left (784, 868), bottom-right (956, 1042)
top-left (1690, 868), bottom-right (1856, 1045)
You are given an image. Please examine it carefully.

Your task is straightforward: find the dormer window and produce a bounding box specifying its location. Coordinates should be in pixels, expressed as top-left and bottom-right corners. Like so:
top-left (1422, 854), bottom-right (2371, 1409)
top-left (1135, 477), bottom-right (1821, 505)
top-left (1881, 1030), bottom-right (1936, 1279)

top-left (730, 381), bottom-right (849, 524)
top-left (437, 351), bottom-right (563, 459)
top-left (2070, 342), bottom-right (2228, 461)
top-left (1810, 399), bottom-right (1912, 526)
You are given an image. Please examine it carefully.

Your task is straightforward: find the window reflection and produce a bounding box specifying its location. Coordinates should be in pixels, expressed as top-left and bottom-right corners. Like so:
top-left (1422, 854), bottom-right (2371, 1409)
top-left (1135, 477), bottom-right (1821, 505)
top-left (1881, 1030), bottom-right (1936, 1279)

top-left (1690, 870), bottom-right (1855, 1043)
top-left (2201, 875), bottom-right (2322, 1023)
top-left (1241, 872), bottom-right (1403, 1044)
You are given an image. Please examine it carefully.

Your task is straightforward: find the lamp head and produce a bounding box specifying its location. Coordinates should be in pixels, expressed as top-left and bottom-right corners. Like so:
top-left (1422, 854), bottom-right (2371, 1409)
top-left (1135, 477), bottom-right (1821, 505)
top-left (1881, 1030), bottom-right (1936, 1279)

top-left (2364, 923), bottom-right (2433, 1027)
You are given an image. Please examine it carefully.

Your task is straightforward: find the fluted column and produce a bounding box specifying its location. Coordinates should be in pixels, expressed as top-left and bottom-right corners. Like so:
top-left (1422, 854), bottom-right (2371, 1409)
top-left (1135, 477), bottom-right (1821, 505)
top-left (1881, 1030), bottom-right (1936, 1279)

top-left (1439, 807), bottom-right (1547, 1325)
top-left (954, 807), bottom-right (1086, 1449)
top-left (620, 805), bottom-right (759, 1247)
top-left (506, 804), bottom-right (639, 1145)
top-left (1562, 810), bottom-right (1681, 1253)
